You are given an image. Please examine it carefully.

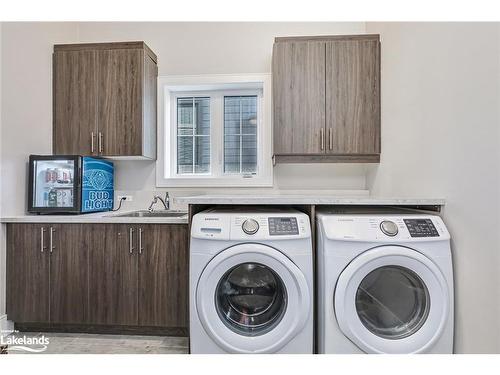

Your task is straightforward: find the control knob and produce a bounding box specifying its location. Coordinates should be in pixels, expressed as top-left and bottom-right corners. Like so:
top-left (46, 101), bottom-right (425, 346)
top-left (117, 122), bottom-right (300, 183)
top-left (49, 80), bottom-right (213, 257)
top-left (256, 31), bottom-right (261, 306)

top-left (242, 219), bottom-right (259, 235)
top-left (380, 220), bottom-right (398, 236)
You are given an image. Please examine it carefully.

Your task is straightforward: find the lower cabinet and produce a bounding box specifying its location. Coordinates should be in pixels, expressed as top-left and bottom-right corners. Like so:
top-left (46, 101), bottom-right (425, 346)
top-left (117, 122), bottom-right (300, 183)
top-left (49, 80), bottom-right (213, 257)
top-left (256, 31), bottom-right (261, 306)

top-left (138, 224), bottom-right (189, 327)
top-left (89, 224), bottom-right (139, 326)
top-left (6, 224), bottom-right (50, 323)
top-left (6, 223), bottom-right (189, 333)
top-left (50, 224), bottom-right (90, 324)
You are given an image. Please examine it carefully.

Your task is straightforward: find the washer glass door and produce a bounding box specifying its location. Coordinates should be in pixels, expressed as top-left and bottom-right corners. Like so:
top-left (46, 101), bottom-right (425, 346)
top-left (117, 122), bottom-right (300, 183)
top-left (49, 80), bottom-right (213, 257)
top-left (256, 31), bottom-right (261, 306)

top-left (216, 262), bottom-right (287, 336)
top-left (196, 243), bottom-right (311, 353)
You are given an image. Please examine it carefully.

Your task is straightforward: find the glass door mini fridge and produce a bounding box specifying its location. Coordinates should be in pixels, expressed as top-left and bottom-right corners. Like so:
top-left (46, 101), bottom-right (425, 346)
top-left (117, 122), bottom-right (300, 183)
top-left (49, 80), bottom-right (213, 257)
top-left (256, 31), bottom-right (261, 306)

top-left (28, 155), bottom-right (114, 214)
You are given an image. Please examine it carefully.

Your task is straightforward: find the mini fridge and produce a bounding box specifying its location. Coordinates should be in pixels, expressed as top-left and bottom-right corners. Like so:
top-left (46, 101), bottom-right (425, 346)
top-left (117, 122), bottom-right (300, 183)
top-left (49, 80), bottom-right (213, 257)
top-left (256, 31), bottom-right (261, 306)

top-left (28, 155), bottom-right (114, 214)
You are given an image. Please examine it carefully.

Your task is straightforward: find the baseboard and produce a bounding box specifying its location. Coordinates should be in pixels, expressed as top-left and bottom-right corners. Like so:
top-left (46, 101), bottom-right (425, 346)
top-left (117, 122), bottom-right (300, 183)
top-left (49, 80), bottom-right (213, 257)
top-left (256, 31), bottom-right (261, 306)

top-left (0, 315), bottom-right (14, 338)
top-left (15, 322), bottom-right (188, 337)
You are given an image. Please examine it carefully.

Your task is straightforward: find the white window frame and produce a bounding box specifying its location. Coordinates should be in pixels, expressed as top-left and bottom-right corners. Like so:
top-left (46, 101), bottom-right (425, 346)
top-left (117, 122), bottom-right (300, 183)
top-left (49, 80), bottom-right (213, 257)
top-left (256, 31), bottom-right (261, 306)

top-left (156, 74), bottom-right (273, 187)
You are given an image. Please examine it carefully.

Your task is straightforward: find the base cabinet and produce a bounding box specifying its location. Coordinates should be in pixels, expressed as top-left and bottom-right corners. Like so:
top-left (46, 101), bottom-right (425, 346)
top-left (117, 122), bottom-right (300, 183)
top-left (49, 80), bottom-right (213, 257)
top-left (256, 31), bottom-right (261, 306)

top-left (88, 224), bottom-right (139, 326)
top-left (6, 223), bottom-right (189, 334)
top-left (49, 224), bottom-right (89, 324)
top-left (138, 224), bottom-right (189, 327)
top-left (6, 224), bottom-right (50, 323)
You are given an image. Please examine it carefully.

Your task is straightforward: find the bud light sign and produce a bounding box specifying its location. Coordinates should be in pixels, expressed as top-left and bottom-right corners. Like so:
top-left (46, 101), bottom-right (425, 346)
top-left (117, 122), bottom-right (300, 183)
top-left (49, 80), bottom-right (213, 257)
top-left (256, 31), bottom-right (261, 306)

top-left (82, 157), bottom-right (114, 213)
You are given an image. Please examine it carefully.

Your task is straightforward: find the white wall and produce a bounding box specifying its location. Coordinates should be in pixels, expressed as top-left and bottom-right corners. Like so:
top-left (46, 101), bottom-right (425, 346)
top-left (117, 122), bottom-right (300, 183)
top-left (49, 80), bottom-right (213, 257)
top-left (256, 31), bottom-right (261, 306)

top-left (365, 22), bottom-right (500, 353)
top-left (1, 23), bottom-right (79, 215)
top-left (0, 22), bottom-right (369, 216)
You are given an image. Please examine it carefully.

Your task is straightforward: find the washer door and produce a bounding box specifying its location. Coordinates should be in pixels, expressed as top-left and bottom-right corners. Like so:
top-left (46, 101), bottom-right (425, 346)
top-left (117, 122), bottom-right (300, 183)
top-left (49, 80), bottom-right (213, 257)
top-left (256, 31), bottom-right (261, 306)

top-left (335, 245), bottom-right (450, 353)
top-left (196, 243), bottom-right (310, 353)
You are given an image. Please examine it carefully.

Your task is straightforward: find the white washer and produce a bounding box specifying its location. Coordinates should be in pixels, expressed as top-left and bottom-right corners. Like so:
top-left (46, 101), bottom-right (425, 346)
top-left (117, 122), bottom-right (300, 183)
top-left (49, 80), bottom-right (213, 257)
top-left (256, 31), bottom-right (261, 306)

top-left (190, 208), bottom-right (313, 353)
top-left (317, 208), bottom-right (454, 354)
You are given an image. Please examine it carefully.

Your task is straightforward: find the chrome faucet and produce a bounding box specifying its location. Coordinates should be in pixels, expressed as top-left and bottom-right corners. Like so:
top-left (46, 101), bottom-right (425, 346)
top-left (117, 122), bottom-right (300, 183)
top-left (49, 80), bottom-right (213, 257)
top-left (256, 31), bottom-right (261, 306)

top-left (148, 192), bottom-right (170, 212)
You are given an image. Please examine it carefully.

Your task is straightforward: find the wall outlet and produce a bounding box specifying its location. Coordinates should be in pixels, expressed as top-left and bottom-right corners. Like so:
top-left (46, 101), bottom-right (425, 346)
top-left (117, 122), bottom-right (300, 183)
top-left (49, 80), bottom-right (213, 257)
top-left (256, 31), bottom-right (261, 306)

top-left (117, 195), bottom-right (133, 202)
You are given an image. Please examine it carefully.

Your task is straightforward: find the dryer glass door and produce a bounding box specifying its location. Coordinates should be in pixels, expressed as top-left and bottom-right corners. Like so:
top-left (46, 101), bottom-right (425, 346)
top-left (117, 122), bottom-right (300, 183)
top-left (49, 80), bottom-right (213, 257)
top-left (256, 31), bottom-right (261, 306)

top-left (334, 245), bottom-right (450, 353)
top-left (355, 265), bottom-right (430, 340)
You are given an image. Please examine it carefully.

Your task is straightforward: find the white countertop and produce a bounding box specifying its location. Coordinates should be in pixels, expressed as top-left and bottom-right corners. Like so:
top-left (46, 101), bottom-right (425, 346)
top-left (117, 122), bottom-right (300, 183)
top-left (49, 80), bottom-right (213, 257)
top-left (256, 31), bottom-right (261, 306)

top-left (174, 194), bottom-right (445, 206)
top-left (0, 210), bottom-right (189, 224)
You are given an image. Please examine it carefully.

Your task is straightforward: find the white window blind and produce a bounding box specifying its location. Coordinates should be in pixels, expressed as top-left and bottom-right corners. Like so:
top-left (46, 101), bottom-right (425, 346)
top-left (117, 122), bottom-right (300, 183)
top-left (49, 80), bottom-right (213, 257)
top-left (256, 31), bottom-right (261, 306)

top-left (176, 97), bottom-right (210, 174)
top-left (223, 96), bottom-right (258, 174)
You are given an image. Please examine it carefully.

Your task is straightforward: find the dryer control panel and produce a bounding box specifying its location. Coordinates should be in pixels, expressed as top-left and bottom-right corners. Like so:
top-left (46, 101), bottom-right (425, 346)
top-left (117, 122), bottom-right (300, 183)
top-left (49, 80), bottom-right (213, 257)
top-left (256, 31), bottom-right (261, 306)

top-left (317, 213), bottom-right (450, 242)
top-left (404, 219), bottom-right (439, 237)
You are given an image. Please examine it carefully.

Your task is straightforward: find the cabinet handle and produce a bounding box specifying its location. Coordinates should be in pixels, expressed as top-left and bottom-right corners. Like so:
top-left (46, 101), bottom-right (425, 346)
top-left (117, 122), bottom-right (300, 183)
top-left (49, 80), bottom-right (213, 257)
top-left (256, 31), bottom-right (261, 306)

top-left (129, 228), bottom-right (134, 254)
top-left (91, 131), bottom-right (95, 153)
top-left (40, 227), bottom-right (46, 253)
top-left (329, 128), bottom-right (333, 150)
top-left (49, 227), bottom-right (55, 253)
top-left (320, 128), bottom-right (325, 150)
top-left (139, 228), bottom-right (143, 255)
top-left (98, 132), bottom-right (103, 153)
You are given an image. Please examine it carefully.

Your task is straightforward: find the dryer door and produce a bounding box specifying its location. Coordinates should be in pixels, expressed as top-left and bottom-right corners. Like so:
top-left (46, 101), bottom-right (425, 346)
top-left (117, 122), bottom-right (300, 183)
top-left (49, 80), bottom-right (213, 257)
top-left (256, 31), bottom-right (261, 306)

top-left (335, 245), bottom-right (450, 353)
top-left (196, 243), bottom-right (311, 353)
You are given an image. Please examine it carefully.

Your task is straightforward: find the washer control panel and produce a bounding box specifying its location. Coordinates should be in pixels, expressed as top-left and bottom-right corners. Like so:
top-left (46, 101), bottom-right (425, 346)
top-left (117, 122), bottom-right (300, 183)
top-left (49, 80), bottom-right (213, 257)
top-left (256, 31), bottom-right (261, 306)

top-left (404, 219), bottom-right (439, 237)
top-left (268, 217), bottom-right (299, 236)
top-left (191, 210), bottom-right (311, 240)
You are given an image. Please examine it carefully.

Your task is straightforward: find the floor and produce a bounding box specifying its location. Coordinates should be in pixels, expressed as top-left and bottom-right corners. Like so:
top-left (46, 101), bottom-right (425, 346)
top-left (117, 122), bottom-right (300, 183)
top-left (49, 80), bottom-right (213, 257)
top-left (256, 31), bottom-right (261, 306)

top-left (6, 332), bottom-right (189, 354)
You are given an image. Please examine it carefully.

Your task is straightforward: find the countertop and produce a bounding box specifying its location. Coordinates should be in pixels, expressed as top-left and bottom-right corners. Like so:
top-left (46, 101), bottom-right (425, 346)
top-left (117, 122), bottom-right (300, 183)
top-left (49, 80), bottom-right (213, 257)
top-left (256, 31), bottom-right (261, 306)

top-left (174, 194), bottom-right (446, 206)
top-left (1, 196), bottom-right (446, 223)
top-left (0, 210), bottom-right (189, 224)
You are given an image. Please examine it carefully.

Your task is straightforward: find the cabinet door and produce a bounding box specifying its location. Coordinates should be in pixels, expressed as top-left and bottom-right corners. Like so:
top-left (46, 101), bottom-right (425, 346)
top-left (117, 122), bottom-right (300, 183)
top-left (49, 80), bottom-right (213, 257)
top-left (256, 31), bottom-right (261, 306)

top-left (326, 39), bottom-right (380, 154)
top-left (49, 224), bottom-right (89, 324)
top-left (273, 41), bottom-right (326, 155)
top-left (6, 224), bottom-right (50, 323)
top-left (88, 224), bottom-right (139, 325)
top-left (138, 225), bottom-right (189, 328)
top-left (98, 48), bottom-right (143, 156)
top-left (53, 50), bottom-right (98, 155)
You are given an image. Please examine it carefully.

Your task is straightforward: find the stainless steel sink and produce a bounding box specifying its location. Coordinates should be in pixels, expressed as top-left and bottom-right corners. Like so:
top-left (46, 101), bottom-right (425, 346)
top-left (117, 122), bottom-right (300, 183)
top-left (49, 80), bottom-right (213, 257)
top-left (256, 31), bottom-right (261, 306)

top-left (114, 210), bottom-right (187, 218)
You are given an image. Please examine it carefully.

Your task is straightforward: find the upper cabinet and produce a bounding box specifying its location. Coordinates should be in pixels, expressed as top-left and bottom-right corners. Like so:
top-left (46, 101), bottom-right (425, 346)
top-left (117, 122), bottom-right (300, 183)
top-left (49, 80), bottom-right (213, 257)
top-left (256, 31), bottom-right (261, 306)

top-left (53, 42), bottom-right (158, 159)
top-left (272, 35), bottom-right (380, 163)
top-left (273, 40), bottom-right (326, 155)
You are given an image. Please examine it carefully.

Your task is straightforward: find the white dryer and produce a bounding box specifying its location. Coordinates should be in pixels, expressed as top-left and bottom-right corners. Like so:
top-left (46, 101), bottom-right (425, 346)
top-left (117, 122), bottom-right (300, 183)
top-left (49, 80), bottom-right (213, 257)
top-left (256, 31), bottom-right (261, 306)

top-left (190, 208), bottom-right (313, 354)
top-left (316, 209), bottom-right (454, 354)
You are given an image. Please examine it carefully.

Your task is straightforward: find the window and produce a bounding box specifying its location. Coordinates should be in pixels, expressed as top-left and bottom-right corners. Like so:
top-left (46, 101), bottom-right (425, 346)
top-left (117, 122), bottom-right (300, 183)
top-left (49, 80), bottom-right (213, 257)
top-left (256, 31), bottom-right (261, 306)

top-left (176, 97), bottom-right (210, 174)
top-left (157, 74), bottom-right (272, 187)
top-left (224, 96), bottom-right (258, 174)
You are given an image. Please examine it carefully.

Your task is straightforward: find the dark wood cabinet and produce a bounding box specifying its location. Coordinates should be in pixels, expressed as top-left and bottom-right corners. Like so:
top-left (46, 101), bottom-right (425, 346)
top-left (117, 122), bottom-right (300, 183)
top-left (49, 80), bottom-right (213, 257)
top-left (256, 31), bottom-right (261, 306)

top-left (53, 42), bottom-right (158, 159)
top-left (138, 224), bottom-right (189, 328)
top-left (272, 35), bottom-right (381, 163)
top-left (53, 50), bottom-right (98, 155)
top-left (326, 39), bottom-right (380, 155)
top-left (6, 224), bottom-right (89, 324)
top-left (49, 224), bottom-right (89, 324)
top-left (97, 49), bottom-right (143, 157)
top-left (6, 224), bottom-right (50, 323)
top-left (6, 222), bottom-right (189, 335)
top-left (272, 40), bottom-right (326, 155)
top-left (88, 224), bottom-right (139, 326)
